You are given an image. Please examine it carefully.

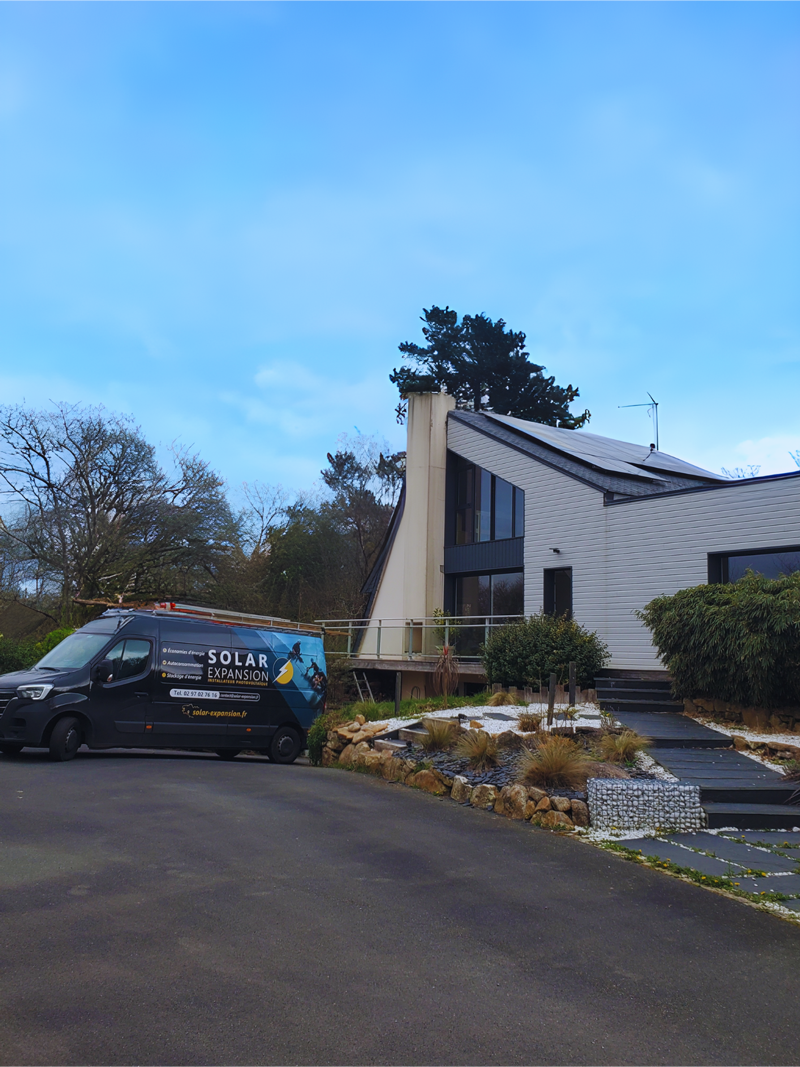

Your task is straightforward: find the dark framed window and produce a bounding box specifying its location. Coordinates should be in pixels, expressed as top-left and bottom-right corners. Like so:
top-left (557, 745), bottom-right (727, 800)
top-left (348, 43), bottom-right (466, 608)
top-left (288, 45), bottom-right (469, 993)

top-left (708, 546), bottom-right (800, 584)
top-left (104, 639), bottom-right (152, 682)
top-left (544, 568), bottom-right (572, 618)
top-left (453, 456), bottom-right (524, 545)
top-left (454, 571), bottom-right (524, 618)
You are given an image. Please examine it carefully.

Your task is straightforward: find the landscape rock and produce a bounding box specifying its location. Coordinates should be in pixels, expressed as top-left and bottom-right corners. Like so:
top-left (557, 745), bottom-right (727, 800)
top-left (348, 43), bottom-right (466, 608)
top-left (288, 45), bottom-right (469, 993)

top-left (499, 784), bottom-right (528, 820)
top-left (470, 784), bottom-right (498, 810)
top-left (540, 810), bottom-right (574, 829)
top-left (732, 735), bottom-right (747, 751)
top-left (550, 796), bottom-right (572, 813)
top-left (321, 747), bottom-right (337, 767)
top-left (534, 796), bottom-right (551, 812)
top-left (570, 799), bottom-right (589, 827)
top-left (337, 743), bottom-right (357, 766)
top-left (382, 758), bottom-right (408, 782)
top-left (408, 769), bottom-right (446, 795)
top-left (523, 800), bottom-right (539, 820)
top-left (363, 752), bottom-right (384, 772)
top-left (526, 786), bottom-right (548, 804)
top-left (355, 714), bottom-right (366, 725)
top-left (450, 776), bottom-right (472, 803)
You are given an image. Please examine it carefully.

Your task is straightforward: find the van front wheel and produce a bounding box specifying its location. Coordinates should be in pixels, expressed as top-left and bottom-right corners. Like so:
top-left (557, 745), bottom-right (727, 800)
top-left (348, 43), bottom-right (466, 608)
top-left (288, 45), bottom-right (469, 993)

top-left (269, 727), bottom-right (302, 765)
top-left (49, 717), bottom-right (82, 762)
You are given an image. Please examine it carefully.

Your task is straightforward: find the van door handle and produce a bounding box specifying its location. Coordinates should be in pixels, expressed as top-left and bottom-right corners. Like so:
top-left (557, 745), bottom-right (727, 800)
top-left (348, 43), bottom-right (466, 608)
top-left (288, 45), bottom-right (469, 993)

top-left (135, 692), bottom-right (149, 699)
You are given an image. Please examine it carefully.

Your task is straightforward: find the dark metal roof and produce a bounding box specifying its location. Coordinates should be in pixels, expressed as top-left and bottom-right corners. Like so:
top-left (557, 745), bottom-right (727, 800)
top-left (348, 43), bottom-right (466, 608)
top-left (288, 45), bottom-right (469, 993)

top-left (449, 411), bottom-right (726, 499)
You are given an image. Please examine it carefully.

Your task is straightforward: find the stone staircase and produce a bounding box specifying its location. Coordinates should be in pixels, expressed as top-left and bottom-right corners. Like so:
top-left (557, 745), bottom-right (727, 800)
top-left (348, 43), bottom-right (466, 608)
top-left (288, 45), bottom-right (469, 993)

top-left (595, 674), bottom-right (800, 830)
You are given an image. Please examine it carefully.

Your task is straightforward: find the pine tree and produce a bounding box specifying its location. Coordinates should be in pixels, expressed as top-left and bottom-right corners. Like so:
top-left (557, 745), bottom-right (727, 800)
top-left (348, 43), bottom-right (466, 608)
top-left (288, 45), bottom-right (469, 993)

top-left (390, 306), bottom-right (589, 428)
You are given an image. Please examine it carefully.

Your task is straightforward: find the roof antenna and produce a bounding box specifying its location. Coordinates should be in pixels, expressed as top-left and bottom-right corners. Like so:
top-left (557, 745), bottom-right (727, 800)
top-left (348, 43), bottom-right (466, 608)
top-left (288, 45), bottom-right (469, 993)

top-left (619, 392), bottom-right (659, 451)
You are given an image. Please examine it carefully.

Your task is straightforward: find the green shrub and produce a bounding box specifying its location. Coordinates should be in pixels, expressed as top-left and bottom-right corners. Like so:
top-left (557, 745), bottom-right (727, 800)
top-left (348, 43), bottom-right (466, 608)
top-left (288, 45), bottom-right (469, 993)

top-left (0, 628), bottom-right (74, 676)
top-left (306, 708), bottom-right (345, 766)
top-left (637, 571), bottom-right (800, 708)
top-left (482, 613), bottom-right (608, 689)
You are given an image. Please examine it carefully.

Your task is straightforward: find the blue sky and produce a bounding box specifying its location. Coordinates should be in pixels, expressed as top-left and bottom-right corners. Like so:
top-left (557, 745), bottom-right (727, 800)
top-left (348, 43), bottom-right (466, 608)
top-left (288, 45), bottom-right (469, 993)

top-left (1, 2), bottom-right (798, 500)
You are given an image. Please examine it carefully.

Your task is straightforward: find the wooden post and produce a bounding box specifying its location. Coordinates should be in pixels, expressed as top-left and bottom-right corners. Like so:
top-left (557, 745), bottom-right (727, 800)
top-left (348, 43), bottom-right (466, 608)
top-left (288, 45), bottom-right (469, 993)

top-left (394, 672), bottom-right (401, 717)
top-left (492, 682), bottom-right (502, 694)
top-left (569, 661), bottom-right (576, 706)
top-left (523, 686), bottom-right (533, 705)
top-left (547, 673), bottom-right (556, 727)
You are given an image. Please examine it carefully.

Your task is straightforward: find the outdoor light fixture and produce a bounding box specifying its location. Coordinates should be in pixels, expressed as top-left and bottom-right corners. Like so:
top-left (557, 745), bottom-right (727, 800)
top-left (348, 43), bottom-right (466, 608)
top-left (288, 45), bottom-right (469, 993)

top-left (551, 547), bottom-right (561, 554)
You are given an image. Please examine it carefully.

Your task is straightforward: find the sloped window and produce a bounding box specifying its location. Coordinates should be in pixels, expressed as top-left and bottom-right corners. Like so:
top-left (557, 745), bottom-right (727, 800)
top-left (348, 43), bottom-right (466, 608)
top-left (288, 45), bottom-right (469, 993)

top-left (453, 457), bottom-right (524, 545)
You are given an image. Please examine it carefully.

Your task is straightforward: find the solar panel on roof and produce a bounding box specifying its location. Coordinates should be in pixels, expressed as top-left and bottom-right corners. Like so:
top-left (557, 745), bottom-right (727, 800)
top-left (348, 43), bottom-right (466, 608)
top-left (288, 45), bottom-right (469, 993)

top-left (485, 413), bottom-right (724, 482)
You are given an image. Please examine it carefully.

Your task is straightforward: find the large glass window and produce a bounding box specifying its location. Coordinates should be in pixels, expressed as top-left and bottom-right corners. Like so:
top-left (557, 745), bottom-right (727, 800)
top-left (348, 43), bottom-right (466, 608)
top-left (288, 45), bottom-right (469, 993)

top-left (455, 572), bottom-right (524, 618)
top-left (709, 547), bottom-right (800, 584)
top-left (454, 457), bottom-right (524, 545)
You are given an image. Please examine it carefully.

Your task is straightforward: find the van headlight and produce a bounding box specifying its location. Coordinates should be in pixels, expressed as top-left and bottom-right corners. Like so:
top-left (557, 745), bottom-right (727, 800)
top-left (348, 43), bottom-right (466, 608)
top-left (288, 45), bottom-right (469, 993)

top-left (16, 684), bottom-right (53, 701)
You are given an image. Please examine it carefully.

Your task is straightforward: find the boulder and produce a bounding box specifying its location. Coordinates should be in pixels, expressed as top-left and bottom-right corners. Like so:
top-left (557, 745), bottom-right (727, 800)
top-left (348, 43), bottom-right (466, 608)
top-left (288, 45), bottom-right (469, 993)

top-left (470, 784), bottom-right (498, 810)
top-left (355, 714), bottom-right (366, 725)
top-left (732, 735), bottom-right (747, 751)
top-left (523, 800), bottom-right (539, 820)
top-left (321, 746), bottom-right (337, 767)
top-left (587, 763), bottom-right (630, 780)
top-left (382, 757), bottom-right (407, 781)
top-left (351, 730), bottom-right (371, 744)
top-left (363, 752), bottom-right (384, 773)
top-left (408, 769), bottom-right (447, 795)
top-left (496, 731), bottom-right (524, 751)
top-left (570, 799), bottom-right (589, 827)
top-left (450, 776), bottom-right (472, 803)
top-left (493, 794), bottom-right (506, 816)
top-left (337, 743), bottom-right (357, 766)
top-left (540, 810), bottom-right (574, 830)
top-left (534, 796), bottom-right (551, 812)
top-left (550, 796), bottom-right (572, 813)
top-left (526, 786), bottom-right (548, 804)
top-left (499, 784), bottom-right (528, 820)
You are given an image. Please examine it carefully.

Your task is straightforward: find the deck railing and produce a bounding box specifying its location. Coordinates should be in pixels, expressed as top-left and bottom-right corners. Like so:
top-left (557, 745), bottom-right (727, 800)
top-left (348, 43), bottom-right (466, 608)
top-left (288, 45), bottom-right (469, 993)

top-left (315, 614), bottom-right (524, 662)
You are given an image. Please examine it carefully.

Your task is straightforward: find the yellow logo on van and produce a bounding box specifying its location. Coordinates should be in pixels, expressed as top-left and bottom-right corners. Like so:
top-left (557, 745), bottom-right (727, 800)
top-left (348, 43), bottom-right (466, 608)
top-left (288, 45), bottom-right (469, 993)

top-left (274, 659), bottom-right (293, 685)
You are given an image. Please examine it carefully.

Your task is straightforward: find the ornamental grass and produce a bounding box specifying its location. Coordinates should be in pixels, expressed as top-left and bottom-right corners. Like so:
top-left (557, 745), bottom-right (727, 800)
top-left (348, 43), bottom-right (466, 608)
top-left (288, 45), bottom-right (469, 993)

top-left (517, 734), bottom-right (596, 790)
top-left (419, 718), bottom-right (458, 752)
top-left (516, 708), bottom-right (542, 732)
top-left (487, 690), bottom-right (516, 707)
top-left (597, 729), bottom-right (651, 764)
top-left (454, 729), bottom-right (498, 772)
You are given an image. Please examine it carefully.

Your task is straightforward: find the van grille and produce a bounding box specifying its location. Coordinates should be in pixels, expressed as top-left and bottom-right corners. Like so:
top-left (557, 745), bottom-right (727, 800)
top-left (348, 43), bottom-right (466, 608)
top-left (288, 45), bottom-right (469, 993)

top-left (0, 690), bottom-right (16, 715)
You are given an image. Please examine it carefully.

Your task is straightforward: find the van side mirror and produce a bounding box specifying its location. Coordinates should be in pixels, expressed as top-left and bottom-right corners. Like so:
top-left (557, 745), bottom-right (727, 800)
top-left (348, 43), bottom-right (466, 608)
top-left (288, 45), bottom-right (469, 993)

top-left (94, 659), bottom-right (114, 684)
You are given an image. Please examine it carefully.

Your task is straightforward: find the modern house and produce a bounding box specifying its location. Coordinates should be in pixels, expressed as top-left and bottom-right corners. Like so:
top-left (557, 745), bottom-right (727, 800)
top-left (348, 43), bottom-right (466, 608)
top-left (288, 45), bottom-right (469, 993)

top-left (320, 392), bottom-right (800, 697)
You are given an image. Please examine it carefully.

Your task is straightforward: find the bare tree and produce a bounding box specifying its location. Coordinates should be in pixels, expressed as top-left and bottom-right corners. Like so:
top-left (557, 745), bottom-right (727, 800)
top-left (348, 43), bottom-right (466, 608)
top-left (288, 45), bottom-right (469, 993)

top-left (0, 404), bottom-right (237, 620)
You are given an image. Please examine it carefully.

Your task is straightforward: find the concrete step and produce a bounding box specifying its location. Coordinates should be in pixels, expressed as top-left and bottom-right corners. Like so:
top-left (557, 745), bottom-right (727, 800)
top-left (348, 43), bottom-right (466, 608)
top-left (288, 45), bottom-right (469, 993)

top-left (703, 803), bottom-right (800, 830)
top-left (398, 727), bottom-right (427, 743)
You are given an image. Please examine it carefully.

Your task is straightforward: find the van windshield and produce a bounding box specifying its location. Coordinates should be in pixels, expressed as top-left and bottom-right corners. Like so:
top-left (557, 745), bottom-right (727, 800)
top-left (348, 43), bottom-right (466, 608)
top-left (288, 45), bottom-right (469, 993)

top-left (35, 633), bottom-right (112, 671)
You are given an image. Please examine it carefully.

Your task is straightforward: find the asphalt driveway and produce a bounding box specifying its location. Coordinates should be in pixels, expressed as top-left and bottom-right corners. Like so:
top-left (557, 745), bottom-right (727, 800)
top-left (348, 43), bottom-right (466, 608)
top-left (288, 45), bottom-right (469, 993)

top-left (1, 747), bottom-right (798, 1066)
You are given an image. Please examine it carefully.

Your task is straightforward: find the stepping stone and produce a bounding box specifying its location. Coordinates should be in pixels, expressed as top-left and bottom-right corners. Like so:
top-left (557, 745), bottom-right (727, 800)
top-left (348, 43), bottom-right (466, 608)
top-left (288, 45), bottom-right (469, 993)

top-left (777, 898), bottom-right (800, 913)
top-left (631, 841), bottom-right (737, 877)
top-left (721, 831), bottom-right (800, 849)
top-left (664, 833), bottom-right (800, 873)
top-left (723, 874), bottom-right (800, 897)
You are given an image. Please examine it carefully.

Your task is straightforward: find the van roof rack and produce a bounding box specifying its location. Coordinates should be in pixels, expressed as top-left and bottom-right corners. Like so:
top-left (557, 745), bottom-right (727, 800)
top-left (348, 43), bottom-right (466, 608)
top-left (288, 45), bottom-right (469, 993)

top-left (150, 602), bottom-right (324, 634)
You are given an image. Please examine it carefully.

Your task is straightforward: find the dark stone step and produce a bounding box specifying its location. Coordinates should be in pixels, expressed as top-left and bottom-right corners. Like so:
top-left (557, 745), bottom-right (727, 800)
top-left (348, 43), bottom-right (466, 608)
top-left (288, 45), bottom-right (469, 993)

top-left (597, 689), bottom-right (673, 698)
top-left (595, 675), bottom-right (671, 689)
top-left (599, 699), bottom-right (684, 714)
top-left (703, 803), bottom-right (800, 830)
top-left (613, 712), bottom-right (732, 745)
top-left (701, 785), bottom-right (800, 804)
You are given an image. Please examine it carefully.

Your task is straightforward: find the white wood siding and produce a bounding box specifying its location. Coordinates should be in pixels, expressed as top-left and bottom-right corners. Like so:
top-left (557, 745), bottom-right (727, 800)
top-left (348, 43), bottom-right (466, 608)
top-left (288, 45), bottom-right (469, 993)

top-left (447, 420), bottom-right (800, 670)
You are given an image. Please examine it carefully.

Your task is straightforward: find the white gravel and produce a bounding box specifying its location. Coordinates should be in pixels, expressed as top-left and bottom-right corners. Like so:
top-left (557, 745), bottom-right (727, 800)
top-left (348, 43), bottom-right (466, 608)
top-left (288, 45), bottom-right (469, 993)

top-left (686, 713), bottom-right (800, 773)
top-left (371, 703), bottom-right (607, 738)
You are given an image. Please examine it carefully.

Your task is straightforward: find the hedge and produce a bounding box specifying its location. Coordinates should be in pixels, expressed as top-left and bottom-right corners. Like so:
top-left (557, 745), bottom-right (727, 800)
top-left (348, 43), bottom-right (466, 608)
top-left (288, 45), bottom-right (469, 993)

top-left (482, 613), bottom-right (608, 690)
top-left (637, 571), bottom-right (800, 708)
